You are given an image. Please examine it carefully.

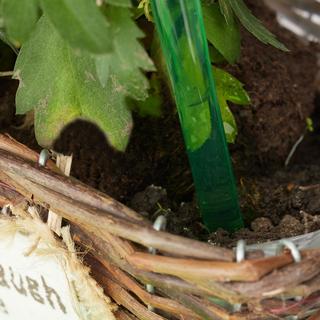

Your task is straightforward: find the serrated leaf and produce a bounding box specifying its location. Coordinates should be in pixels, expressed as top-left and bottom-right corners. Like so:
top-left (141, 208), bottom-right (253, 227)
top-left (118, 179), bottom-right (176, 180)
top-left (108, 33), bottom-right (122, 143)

top-left (40, 0), bottom-right (112, 54)
top-left (213, 66), bottom-right (250, 105)
top-left (2, 0), bottom-right (39, 45)
top-left (104, 0), bottom-right (131, 7)
top-left (130, 74), bottom-right (162, 117)
top-left (202, 2), bottom-right (240, 64)
top-left (213, 66), bottom-right (250, 143)
top-left (95, 6), bottom-right (155, 100)
top-left (224, 0), bottom-right (288, 51)
top-left (95, 54), bottom-right (111, 88)
top-left (14, 16), bottom-right (132, 151)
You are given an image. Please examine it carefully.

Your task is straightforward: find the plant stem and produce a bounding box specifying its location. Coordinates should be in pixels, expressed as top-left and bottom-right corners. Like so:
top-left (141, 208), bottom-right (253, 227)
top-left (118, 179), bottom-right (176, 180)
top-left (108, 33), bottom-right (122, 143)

top-left (285, 134), bottom-right (305, 167)
top-left (0, 71), bottom-right (14, 77)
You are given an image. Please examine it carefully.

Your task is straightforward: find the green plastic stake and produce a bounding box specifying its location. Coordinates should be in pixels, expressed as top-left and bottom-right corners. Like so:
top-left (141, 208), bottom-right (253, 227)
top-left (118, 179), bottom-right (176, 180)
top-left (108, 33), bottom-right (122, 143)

top-left (150, 0), bottom-right (243, 231)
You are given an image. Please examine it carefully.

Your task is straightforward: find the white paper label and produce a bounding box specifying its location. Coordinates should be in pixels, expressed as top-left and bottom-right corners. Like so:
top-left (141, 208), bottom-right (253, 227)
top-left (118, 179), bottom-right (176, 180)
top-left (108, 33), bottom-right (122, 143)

top-left (0, 231), bottom-right (80, 320)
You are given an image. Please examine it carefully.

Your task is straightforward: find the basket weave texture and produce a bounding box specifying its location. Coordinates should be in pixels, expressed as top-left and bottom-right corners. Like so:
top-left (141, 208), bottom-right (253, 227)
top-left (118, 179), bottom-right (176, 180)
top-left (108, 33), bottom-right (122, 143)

top-left (1, 133), bottom-right (320, 320)
top-left (1, 3), bottom-right (320, 318)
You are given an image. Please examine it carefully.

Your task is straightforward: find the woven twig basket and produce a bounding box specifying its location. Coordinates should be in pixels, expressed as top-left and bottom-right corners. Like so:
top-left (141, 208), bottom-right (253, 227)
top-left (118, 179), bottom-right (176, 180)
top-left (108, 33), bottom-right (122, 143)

top-left (1, 3), bottom-right (320, 319)
top-left (1, 133), bottom-right (320, 320)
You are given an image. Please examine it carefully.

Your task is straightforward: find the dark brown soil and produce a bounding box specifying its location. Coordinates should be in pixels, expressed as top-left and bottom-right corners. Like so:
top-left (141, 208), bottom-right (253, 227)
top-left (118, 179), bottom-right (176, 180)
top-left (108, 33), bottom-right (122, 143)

top-left (227, 0), bottom-right (319, 170)
top-left (1, 0), bottom-right (320, 247)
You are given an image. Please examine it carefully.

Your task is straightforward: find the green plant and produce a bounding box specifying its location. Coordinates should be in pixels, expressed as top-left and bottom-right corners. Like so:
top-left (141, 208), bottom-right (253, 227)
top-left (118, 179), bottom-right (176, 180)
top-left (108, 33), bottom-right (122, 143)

top-left (306, 117), bottom-right (314, 132)
top-left (0, 0), bottom-right (285, 150)
top-left (202, 0), bottom-right (286, 142)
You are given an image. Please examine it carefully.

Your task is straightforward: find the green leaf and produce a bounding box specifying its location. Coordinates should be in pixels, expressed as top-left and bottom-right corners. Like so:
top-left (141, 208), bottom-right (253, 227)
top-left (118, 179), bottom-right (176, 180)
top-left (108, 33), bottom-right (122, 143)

top-left (218, 0), bottom-right (234, 25)
top-left (2, 0), bottom-right (39, 45)
top-left (213, 66), bottom-right (250, 143)
top-left (0, 0), bottom-right (28, 53)
top-left (0, 30), bottom-right (18, 54)
top-left (104, 0), bottom-right (132, 7)
top-left (130, 74), bottom-right (162, 117)
top-left (178, 36), bottom-right (212, 151)
top-left (209, 45), bottom-right (226, 64)
top-left (202, 2), bottom-right (240, 64)
top-left (183, 100), bottom-right (212, 151)
top-left (306, 117), bottom-right (314, 132)
top-left (223, 0), bottom-right (288, 51)
top-left (95, 54), bottom-right (111, 88)
top-left (40, 0), bottom-right (113, 54)
top-left (95, 6), bottom-right (155, 100)
top-left (131, 95), bottom-right (162, 117)
top-left (14, 16), bottom-right (132, 151)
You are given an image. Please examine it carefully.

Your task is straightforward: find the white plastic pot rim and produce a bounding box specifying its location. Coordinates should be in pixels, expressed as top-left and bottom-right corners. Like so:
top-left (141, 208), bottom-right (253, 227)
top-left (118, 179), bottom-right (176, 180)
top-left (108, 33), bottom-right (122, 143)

top-left (246, 229), bottom-right (320, 256)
